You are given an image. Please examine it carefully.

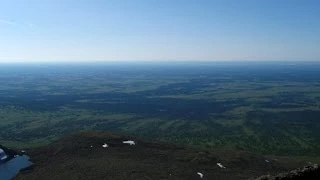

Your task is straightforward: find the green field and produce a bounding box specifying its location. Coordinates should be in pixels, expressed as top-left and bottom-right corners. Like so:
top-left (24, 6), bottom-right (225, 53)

top-left (0, 62), bottom-right (320, 156)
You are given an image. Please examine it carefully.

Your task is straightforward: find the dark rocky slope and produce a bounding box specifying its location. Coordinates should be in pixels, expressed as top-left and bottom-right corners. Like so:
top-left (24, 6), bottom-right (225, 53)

top-left (15, 132), bottom-right (317, 180)
top-left (255, 164), bottom-right (319, 180)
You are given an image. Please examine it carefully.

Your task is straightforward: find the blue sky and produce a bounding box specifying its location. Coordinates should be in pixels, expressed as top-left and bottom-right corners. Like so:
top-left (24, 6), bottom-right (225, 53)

top-left (0, 0), bottom-right (319, 62)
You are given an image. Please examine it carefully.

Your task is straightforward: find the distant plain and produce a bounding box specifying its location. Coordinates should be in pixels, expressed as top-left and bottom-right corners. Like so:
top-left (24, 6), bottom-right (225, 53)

top-left (0, 62), bottom-right (320, 156)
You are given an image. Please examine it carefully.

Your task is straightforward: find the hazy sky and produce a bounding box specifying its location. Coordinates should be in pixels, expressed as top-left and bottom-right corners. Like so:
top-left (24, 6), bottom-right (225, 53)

top-left (0, 0), bottom-right (320, 63)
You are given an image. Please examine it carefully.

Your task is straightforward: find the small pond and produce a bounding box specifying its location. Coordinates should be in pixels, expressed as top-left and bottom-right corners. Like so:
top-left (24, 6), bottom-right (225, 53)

top-left (0, 155), bottom-right (32, 180)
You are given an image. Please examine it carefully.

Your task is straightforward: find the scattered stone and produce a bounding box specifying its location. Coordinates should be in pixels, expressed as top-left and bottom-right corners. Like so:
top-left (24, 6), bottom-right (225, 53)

top-left (102, 143), bottom-right (108, 148)
top-left (123, 140), bottom-right (135, 146)
top-left (197, 172), bottom-right (204, 178)
top-left (217, 163), bottom-right (226, 168)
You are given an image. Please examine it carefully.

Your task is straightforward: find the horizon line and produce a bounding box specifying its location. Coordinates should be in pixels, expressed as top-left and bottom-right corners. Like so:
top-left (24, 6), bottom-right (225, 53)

top-left (0, 59), bottom-right (319, 64)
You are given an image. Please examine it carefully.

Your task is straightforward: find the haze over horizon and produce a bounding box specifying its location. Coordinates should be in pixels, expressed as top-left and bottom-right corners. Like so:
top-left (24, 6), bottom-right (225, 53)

top-left (1, 0), bottom-right (320, 63)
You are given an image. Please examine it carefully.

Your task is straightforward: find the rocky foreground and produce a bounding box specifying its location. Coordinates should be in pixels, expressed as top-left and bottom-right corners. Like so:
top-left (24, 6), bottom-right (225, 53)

top-left (256, 164), bottom-right (319, 180)
top-left (15, 132), bottom-right (318, 180)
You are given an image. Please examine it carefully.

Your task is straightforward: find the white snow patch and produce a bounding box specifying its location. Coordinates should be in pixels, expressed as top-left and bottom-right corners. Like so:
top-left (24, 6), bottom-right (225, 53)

top-left (123, 140), bottom-right (135, 146)
top-left (0, 148), bottom-right (4, 154)
top-left (1, 155), bottom-right (8, 161)
top-left (197, 172), bottom-right (204, 178)
top-left (217, 163), bottom-right (226, 168)
top-left (102, 143), bottom-right (108, 148)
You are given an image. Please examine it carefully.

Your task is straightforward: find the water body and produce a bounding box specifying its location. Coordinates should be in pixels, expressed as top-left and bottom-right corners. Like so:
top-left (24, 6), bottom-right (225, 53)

top-left (0, 155), bottom-right (32, 180)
